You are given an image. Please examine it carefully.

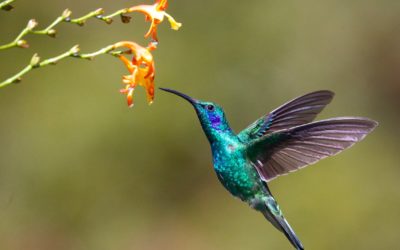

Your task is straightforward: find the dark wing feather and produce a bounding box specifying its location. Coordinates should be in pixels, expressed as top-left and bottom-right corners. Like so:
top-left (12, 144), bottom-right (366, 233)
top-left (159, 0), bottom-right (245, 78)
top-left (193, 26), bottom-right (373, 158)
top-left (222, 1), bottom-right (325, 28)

top-left (247, 117), bottom-right (378, 182)
top-left (238, 90), bottom-right (335, 143)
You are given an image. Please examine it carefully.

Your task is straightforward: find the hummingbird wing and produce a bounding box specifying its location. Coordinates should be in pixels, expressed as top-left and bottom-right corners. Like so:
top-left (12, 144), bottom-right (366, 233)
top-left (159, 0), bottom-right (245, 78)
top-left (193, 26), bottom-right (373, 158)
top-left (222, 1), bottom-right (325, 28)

top-left (246, 117), bottom-right (378, 182)
top-left (238, 90), bottom-right (334, 143)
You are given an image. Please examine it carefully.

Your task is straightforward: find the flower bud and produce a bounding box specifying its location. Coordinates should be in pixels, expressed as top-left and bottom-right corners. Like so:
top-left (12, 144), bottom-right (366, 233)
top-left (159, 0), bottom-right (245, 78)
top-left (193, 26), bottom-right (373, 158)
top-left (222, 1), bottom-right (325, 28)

top-left (30, 53), bottom-right (40, 67)
top-left (47, 29), bottom-right (57, 38)
top-left (94, 8), bottom-right (104, 15)
top-left (70, 45), bottom-right (80, 54)
top-left (16, 40), bottom-right (29, 48)
top-left (62, 9), bottom-right (72, 19)
top-left (27, 19), bottom-right (38, 30)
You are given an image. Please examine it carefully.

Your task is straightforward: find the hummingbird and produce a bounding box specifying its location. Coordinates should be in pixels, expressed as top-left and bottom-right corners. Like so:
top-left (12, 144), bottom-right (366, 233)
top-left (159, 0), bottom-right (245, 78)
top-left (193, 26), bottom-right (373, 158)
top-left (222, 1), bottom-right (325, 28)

top-left (160, 88), bottom-right (378, 250)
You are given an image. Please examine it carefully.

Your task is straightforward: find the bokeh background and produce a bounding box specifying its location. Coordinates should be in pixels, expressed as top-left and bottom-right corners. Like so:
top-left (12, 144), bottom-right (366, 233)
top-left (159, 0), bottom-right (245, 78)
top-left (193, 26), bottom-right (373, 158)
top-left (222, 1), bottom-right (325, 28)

top-left (0, 0), bottom-right (399, 249)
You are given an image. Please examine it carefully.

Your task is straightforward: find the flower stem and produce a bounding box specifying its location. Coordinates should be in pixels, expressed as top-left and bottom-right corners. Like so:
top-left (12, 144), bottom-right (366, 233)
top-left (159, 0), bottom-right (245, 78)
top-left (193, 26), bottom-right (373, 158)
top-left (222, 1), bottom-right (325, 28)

top-left (0, 6), bottom-right (132, 50)
top-left (68, 8), bottom-right (104, 26)
top-left (72, 44), bottom-right (122, 60)
top-left (0, 19), bottom-right (37, 49)
top-left (98, 8), bottom-right (129, 24)
top-left (31, 16), bottom-right (65, 36)
top-left (0, 44), bottom-right (123, 88)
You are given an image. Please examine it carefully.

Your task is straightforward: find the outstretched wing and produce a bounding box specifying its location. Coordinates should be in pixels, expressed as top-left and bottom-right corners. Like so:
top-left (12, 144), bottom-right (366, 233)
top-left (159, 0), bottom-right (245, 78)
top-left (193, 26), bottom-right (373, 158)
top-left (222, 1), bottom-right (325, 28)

top-left (246, 117), bottom-right (378, 182)
top-left (238, 90), bottom-right (335, 143)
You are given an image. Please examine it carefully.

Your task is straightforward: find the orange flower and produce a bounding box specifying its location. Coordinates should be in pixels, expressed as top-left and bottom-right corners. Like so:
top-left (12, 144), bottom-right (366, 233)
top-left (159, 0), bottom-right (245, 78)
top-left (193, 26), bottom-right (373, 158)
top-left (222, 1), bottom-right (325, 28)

top-left (128, 0), bottom-right (182, 43)
top-left (113, 41), bottom-right (155, 107)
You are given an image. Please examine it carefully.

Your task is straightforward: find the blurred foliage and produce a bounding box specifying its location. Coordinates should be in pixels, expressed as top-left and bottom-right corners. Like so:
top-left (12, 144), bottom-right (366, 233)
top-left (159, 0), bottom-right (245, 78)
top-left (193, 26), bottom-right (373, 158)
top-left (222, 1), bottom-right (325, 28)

top-left (0, 0), bottom-right (399, 249)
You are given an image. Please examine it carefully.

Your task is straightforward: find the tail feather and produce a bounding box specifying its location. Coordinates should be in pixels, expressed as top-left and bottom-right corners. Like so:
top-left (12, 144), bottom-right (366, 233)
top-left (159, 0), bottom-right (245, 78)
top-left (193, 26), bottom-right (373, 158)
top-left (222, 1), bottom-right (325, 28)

top-left (262, 197), bottom-right (304, 250)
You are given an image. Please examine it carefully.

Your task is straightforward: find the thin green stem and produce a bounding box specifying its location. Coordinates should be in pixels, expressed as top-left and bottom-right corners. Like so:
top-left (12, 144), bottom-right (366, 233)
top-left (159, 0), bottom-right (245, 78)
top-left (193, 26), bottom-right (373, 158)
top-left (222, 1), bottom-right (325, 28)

top-left (0, 6), bottom-right (132, 50)
top-left (68, 8), bottom-right (104, 26)
top-left (0, 19), bottom-right (36, 49)
top-left (14, 20), bottom-right (36, 42)
top-left (0, 65), bottom-right (32, 87)
top-left (98, 8), bottom-right (129, 23)
top-left (73, 44), bottom-right (121, 60)
top-left (0, 42), bottom-right (16, 50)
top-left (0, 44), bottom-right (123, 88)
top-left (31, 16), bottom-right (64, 36)
top-left (39, 46), bottom-right (78, 67)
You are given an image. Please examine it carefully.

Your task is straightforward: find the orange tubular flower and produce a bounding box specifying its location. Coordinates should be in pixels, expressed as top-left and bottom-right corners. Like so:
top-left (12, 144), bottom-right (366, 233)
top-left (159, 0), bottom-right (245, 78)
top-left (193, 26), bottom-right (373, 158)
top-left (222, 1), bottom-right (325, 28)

top-left (128, 0), bottom-right (182, 43)
top-left (113, 41), bottom-right (155, 107)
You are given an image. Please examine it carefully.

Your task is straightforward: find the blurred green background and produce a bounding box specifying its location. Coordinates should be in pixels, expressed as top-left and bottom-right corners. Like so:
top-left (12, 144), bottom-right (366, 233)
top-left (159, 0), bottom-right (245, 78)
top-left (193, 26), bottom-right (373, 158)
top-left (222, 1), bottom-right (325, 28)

top-left (0, 0), bottom-right (399, 249)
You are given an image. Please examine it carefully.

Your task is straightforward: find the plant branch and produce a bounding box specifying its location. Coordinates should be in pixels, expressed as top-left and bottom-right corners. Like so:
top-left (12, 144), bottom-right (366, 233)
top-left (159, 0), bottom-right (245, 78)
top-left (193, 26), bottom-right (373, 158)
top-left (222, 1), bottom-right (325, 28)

top-left (0, 6), bottom-right (132, 50)
top-left (31, 16), bottom-right (65, 36)
top-left (67, 8), bottom-right (104, 26)
top-left (72, 44), bottom-right (122, 60)
top-left (98, 8), bottom-right (130, 24)
top-left (0, 19), bottom-right (37, 50)
top-left (0, 44), bottom-right (124, 88)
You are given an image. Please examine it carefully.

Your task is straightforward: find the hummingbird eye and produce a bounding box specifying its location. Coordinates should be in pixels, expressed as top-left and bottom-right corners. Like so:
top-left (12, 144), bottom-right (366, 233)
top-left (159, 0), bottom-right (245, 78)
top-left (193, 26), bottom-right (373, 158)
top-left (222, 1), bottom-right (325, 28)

top-left (206, 104), bottom-right (215, 111)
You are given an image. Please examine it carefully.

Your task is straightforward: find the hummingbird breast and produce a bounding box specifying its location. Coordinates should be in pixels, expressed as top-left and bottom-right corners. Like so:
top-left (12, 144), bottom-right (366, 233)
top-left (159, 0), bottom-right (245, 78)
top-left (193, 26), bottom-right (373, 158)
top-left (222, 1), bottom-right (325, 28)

top-left (211, 142), bottom-right (261, 201)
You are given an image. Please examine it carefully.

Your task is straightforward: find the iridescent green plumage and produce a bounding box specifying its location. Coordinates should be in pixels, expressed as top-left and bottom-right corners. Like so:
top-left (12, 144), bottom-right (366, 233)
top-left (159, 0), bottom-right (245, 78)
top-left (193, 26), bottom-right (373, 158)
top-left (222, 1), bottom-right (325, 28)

top-left (160, 88), bottom-right (378, 250)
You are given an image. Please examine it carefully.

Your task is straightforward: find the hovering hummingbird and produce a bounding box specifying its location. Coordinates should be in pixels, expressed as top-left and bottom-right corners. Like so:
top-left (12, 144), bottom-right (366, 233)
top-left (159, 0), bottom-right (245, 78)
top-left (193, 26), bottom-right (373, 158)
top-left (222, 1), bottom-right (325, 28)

top-left (160, 88), bottom-right (378, 250)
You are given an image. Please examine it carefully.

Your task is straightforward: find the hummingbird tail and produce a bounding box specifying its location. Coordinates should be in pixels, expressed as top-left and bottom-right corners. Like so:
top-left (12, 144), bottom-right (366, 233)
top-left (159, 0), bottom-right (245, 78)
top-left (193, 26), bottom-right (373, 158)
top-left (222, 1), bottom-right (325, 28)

top-left (261, 197), bottom-right (304, 250)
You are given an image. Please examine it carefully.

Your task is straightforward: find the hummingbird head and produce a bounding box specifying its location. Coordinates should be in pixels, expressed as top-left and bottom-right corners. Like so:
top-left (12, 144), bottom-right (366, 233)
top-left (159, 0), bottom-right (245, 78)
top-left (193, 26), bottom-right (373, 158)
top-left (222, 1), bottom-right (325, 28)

top-left (160, 88), bottom-right (234, 143)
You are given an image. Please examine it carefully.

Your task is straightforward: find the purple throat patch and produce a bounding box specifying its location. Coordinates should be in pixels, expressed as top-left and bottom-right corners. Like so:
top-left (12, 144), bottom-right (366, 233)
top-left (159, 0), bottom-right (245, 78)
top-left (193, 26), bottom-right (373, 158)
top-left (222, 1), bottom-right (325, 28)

top-left (210, 114), bottom-right (221, 128)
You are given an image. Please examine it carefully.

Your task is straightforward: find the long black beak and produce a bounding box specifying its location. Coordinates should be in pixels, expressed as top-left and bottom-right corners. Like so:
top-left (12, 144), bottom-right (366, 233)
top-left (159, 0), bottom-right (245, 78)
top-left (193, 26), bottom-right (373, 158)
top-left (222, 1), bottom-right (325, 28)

top-left (159, 88), bottom-right (198, 105)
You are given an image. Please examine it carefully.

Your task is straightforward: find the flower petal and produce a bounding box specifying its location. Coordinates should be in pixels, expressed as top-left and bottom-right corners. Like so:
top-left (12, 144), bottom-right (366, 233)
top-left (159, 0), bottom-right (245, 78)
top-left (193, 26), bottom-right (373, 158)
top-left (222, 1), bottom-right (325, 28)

top-left (113, 41), bottom-right (156, 106)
